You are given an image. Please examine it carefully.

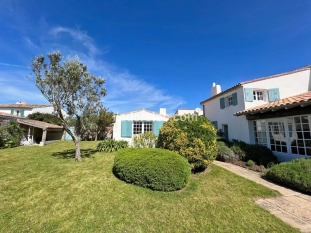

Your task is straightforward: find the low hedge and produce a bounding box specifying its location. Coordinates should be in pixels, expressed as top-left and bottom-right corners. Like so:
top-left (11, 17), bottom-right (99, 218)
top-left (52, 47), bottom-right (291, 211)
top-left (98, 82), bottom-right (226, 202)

top-left (231, 140), bottom-right (277, 167)
top-left (266, 158), bottom-right (311, 193)
top-left (216, 142), bottom-right (238, 163)
top-left (113, 148), bottom-right (191, 191)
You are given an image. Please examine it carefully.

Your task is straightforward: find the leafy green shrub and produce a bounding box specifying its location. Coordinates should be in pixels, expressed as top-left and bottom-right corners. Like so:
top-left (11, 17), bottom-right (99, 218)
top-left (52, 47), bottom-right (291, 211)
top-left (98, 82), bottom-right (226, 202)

top-left (230, 145), bottom-right (246, 160)
top-left (27, 112), bottom-right (62, 125)
top-left (266, 158), bottom-right (311, 193)
top-left (133, 132), bottom-right (157, 148)
top-left (247, 160), bottom-right (255, 166)
top-left (0, 120), bottom-right (24, 149)
top-left (97, 139), bottom-right (128, 153)
top-left (157, 116), bottom-right (217, 172)
top-left (231, 140), bottom-right (277, 167)
top-left (217, 145), bottom-right (238, 162)
top-left (267, 161), bottom-right (276, 168)
top-left (113, 148), bottom-right (191, 191)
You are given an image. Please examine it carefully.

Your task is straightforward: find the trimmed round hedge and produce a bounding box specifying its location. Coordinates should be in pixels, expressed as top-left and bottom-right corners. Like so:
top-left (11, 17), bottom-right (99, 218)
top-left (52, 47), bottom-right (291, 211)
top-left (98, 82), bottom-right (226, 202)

top-left (113, 148), bottom-right (191, 191)
top-left (266, 158), bottom-right (311, 193)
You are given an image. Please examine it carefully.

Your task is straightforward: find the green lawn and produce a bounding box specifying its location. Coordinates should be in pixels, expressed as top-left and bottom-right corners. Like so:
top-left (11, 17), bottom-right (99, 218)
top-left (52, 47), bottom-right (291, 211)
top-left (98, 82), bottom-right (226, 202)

top-left (0, 141), bottom-right (299, 232)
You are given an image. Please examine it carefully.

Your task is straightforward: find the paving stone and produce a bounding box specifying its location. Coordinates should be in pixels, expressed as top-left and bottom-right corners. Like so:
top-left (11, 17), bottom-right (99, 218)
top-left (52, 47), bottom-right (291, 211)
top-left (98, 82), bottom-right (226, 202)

top-left (283, 196), bottom-right (311, 209)
top-left (271, 210), bottom-right (310, 231)
top-left (255, 199), bottom-right (281, 211)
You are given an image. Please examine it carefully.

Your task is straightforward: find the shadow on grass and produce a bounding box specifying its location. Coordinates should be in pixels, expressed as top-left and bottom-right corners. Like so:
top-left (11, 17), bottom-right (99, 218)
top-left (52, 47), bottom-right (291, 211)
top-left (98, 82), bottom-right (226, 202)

top-left (51, 149), bottom-right (97, 159)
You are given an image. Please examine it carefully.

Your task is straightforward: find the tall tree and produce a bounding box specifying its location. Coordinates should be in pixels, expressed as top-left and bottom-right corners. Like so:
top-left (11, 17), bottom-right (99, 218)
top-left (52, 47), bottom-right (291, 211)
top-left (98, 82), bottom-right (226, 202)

top-left (94, 108), bottom-right (114, 141)
top-left (30, 52), bottom-right (107, 161)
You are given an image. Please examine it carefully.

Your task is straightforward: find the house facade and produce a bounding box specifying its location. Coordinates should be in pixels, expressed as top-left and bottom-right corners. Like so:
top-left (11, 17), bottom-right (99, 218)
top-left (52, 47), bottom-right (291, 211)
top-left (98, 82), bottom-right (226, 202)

top-left (200, 65), bottom-right (311, 161)
top-left (113, 108), bottom-right (170, 144)
top-left (0, 102), bottom-right (54, 117)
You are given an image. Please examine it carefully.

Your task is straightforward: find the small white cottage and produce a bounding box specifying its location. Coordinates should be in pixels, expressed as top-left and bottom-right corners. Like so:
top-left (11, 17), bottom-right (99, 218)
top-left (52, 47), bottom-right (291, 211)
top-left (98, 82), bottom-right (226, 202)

top-left (113, 108), bottom-right (170, 144)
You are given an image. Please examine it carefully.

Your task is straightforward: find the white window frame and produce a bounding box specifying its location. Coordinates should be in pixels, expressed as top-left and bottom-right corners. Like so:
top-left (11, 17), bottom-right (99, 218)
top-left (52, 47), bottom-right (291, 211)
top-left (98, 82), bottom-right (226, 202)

top-left (253, 89), bottom-right (267, 101)
top-left (133, 121), bottom-right (153, 135)
top-left (253, 114), bottom-right (311, 157)
top-left (225, 95), bottom-right (233, 107)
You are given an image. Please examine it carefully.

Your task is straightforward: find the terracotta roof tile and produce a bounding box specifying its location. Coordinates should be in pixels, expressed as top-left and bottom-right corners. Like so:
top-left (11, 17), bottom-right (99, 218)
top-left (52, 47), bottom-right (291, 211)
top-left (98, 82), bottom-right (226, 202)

top-left (0, 111), bottom-right (62, 129)
top-left (200, 65), bottom-right (311, 105)
top-left (234, 91), bottom-right (311, 116)
top-left (17, 119), bottom-right (63, 129)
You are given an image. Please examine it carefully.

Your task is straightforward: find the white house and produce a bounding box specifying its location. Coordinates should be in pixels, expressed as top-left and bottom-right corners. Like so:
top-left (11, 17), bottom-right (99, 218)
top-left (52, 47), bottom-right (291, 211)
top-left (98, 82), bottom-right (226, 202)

top-left (174, 108), bottom-right (203, 116)
top-left (200, 65), bottom-right (311, 161)
top-left (0, 102), bottom-right (54, 117)
top-left (113, 108), bottom-right (170, 144)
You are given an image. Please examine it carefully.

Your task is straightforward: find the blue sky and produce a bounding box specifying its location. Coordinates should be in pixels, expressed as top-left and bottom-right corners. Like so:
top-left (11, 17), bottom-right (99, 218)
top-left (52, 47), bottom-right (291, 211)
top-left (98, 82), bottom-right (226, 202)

top-left (0, 0), bottom-right (311, 115)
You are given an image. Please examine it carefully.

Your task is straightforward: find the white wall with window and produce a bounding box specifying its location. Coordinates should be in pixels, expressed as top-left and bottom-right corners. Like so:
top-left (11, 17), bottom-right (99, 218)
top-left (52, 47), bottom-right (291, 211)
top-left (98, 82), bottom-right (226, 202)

top-left (252, 115), bottom-right (311, 161)
top-left (113, 109), bottom-right (170, 144)
top-left (201, 67), bottom-right (311, 144)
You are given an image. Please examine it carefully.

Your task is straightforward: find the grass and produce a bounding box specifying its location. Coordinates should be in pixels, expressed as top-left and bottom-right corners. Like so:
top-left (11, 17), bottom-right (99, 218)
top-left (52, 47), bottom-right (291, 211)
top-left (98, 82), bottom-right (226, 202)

top-left (0, 141), bottom-right (299, 232)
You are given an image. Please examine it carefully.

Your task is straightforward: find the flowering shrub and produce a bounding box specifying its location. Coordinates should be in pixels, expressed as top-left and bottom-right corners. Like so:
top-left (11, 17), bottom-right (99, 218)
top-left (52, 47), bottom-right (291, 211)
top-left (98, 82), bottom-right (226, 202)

top-left (157, 115), bottom-right (217, 172)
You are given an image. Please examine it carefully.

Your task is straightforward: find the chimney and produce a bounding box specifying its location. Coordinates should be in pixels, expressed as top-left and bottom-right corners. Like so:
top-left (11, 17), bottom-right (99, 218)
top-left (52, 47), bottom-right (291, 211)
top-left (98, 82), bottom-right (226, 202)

top-left (159, 108), bottom-right (166, 115)
top-left (211, 83), bottom-right (221, 96)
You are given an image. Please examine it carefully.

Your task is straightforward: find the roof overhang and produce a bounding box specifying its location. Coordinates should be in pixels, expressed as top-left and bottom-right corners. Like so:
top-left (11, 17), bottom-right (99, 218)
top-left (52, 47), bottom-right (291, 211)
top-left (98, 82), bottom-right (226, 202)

top-left (234, 100), bottom-right (311, 116)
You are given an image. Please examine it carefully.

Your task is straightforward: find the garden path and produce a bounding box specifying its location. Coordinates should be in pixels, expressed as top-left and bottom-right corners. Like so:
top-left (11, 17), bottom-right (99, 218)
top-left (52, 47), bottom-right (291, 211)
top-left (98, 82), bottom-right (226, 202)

top-left (214, 160), bottom-right (311, 233)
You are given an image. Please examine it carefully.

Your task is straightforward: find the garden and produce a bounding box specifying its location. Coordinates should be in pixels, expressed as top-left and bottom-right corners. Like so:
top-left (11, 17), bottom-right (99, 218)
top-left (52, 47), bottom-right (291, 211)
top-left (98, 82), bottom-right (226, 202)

top-left (0, 115), bottom-right (303, 232)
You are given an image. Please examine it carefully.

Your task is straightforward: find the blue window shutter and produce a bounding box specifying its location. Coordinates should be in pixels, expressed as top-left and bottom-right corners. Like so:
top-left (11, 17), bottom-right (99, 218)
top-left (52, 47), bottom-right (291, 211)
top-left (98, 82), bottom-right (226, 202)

top-left (232, 92), bottom-right (238, 106)
top-left (10, 109), bottom-right (14, 114)
top-left (153, 121), bottom-right (164, 136)
top-left (212, 121), bottom-right (218, 130)
top-left (268, 88), bottom-right (280, 102)
top-left (20, 110), bottom-right (25, 117)
top-left (121, 120), bottom-right (132, 137)
top-left (220, 98), bottom-right (225, 109)
top-left (244, 88), bottom-right (253, 102)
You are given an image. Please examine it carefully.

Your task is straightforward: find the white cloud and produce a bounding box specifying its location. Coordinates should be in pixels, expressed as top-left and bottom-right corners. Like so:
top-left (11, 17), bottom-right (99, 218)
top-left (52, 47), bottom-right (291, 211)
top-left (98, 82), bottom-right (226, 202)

top-left (1, 25), bottom-right (184, 115)
top-left (49, 26), bottom-right (101, 57)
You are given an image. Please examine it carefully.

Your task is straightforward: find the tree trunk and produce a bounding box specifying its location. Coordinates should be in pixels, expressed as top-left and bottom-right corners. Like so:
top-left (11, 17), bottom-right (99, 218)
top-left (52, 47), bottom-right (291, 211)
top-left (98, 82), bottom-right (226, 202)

top-left (95, 132), bottom-right (98, 141)
top-left (75, 140), bottom-right (82, 161)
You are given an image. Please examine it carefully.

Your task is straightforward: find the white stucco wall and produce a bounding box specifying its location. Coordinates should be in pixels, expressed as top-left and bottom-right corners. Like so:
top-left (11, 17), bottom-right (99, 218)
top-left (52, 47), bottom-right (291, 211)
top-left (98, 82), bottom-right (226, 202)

top-left (175, 109), bottom-right (203, 116)
top-left (0, 108), bottom-right (33, 117)
top-left (243, 69), bottom-right (310, 109)
top-left (32, 107), bottom-right (55, 114)
top-left (202, 87), bottom-right (252, 142)
top-left (113, 110), bottom-right (170, 144)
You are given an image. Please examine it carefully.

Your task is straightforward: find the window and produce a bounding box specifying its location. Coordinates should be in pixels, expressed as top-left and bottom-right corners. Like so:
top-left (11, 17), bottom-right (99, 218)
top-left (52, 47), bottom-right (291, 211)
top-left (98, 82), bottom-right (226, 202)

top-left (16, 110), bottom-right (20, 116)
top-left (133, 121), bottom-right (142, 135)
top-left (253, 121), bottom-right (268, 147)
top-left (254, 116), bottom-right (311, 157)
top-left (225, 96), bottom-right (233, 107)
top-left (144, 121), bottom-right (153, 132)
top-left (253, 91), bottom-right (264, 101)
top-left (268, 120), bottom-right (287, 153)
top-left (133, 121), bottom-right (153, 135)
top-left (289, 116), bottom-right (311, 156)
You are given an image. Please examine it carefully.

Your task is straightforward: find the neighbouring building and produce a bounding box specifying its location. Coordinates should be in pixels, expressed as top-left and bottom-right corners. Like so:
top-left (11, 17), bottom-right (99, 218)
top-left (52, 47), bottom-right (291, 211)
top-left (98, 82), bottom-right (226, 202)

top-left (174, 108), bottom-right (203, 116)
top-left (0, 102), bottom-right (54, 117)
top-left (0, 112), bottom-right (64, 146)
top-left (200, 65), bottom-right (311, 161)
top-left (113, 108), bottom-right (170, 144)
